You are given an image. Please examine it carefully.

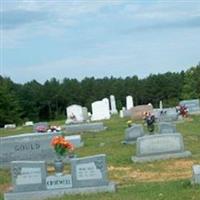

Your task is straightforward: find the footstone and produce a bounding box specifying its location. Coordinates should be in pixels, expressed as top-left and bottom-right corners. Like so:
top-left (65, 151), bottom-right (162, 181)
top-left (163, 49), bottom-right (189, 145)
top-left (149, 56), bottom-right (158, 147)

top-left (71, 154), bottom-right (109, 188)
top-left (158, 122), bottom-right (176, 134)
top-left (191, 165), bottom-right (200, 185)
top-left (123, 124), bottom-right (144, 144)
top-left (132, 133), bottom-right (191, 163)
top-left (65, 122), bottom-right (106, 133)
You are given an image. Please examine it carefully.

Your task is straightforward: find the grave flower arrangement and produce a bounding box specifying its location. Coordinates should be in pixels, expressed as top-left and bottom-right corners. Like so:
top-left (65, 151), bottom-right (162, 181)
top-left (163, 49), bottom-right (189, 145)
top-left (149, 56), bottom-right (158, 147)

top-left (51, 135), bottom-right (74, 157)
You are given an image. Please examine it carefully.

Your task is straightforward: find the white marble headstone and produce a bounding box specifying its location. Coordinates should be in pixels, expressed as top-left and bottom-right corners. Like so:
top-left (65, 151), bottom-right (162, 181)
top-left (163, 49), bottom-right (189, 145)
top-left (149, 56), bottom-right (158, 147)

top-left (126, 96), bottom-right (134, 110)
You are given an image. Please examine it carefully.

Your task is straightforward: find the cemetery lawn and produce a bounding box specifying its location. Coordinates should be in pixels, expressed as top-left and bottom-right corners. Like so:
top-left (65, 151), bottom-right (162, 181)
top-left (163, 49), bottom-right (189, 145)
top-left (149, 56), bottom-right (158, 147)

top-left (0, 115), bottom-right (200, 200)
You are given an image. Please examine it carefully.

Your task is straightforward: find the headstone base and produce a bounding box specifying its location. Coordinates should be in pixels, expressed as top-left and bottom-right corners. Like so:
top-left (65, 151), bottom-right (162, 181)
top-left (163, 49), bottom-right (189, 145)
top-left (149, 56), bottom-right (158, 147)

top-left (132, 151), bottom-right (191, 163)
top-left (4, 182), bottom-right (116, 200)
top-left (65, 122), bottom-right (106, 133)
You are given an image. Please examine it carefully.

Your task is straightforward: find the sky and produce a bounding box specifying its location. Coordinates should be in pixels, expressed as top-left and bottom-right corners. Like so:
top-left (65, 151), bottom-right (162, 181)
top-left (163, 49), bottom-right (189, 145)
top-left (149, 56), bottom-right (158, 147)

top-left (1, 0), bottom-right (200, 84)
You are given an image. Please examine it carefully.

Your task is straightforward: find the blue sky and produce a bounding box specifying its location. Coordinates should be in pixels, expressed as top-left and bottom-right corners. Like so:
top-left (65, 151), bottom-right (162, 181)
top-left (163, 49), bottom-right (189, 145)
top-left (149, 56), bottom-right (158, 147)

top-left (1, 0), bottom-right (200, 83)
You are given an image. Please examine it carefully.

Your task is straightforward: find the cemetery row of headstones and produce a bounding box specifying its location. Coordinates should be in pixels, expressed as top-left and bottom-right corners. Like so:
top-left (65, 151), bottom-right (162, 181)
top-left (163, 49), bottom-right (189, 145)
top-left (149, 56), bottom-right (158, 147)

top-left (122, 122), bottom-right (191, 162)
top-left (4, 154), bottom-right (116, 200)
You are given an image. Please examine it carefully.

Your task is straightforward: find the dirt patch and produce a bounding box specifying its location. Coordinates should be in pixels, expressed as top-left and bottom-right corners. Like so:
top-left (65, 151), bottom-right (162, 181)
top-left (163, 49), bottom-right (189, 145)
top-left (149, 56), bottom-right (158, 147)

top-left (166, 160), bottom-right (194, 170)
top-left (0, 184), bottom-right (12, 193)
top-left (108, 160), bottom-right (194, 183)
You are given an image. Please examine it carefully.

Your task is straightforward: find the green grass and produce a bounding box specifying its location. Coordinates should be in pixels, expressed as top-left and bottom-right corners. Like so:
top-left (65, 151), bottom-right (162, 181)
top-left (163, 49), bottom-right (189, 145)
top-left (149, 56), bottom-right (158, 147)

top-left (0, 115), bottom-right (200, 200)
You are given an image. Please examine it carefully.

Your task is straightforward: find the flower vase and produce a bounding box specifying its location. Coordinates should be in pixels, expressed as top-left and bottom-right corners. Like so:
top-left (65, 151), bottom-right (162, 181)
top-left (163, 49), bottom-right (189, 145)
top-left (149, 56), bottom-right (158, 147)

top-left (54, 158), bottom-right (64, 176)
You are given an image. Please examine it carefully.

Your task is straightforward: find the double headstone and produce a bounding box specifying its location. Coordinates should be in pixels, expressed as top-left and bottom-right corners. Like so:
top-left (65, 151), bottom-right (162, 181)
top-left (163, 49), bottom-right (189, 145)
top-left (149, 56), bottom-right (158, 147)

top-left (0, 132), bottom-right (83, 168)
top-left (4, 154), bottom-right (115, 200)
top-left (132, 133), bottom-right (191, 163)
top-left (158, 122), bottom-right (176, 134)
top-left (123, 124), bottom-right (145, 144)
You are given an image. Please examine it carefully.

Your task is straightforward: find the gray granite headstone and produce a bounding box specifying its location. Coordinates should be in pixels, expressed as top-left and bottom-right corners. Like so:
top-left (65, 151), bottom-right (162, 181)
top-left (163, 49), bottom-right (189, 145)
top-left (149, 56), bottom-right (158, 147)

top-left (123, 124), bottom-right (144, 144)
top-left (0, 132), bottom-right (63, 168)
top-left (191, 165), bottom-right (200, 185)
top-left (132, 133), bottom-right (191, 163)
top-left (159, 108), bottom-right (179, 122)
top-left (158, 122), bottom-right (176, 134)
top-left (65, 122), bottom-right (106, 133)
top-left (71, 154), bottom-right (108, 188)
top-left (64, 135), bottom-right (84, 148)
top-left (180, 99), bottom-right (200, 114)
top-left (11, 161), bottom-right (46, 192)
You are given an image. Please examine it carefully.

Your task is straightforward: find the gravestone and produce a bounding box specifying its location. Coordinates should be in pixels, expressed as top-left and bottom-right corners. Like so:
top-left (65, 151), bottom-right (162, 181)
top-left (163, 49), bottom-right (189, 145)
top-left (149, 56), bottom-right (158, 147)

top-left (123, 124), bottom-right (145, 144)
top-left (191, 165), bottom-right (200, 185)
top-left (102, 98), bottom-right (110, 116)
top-left (82, 107), bottom-right (89, 121)
top-left (110, 95), bottom-right (118, 114)
top-left (66, 104), bottom-right (85, 123)
top-left (159, 100), bottom-right (163, 110)
top-left (4, 124), bottom-right (16, 129)
top-left (24, 121), bottom-right (34, 126)
top-left (126, 95), bottom-right (134, 110)
top-left (33, 122), bottom-right (48, 132)
top-left (132, 133), bottom-right (191, 163)
top-left (159, 108), bottom-right (179, 122)
top-left (180, 99), bottom-right (200, 114)
top-left (4, 155), bottom-right (115, 200)
top-left (91, 100), bottom-right (110, 121)
top-left (65, 135), bottom-right (84, 148)
top-left (65, 122), bottom-right (106, 133)
top-left (0, 132), bottom-right (82, 168)
top-left (71, 154), bottom-right (109, 188)
top-left (11, 161), bottom-right (46, 192)
top-left (158, 122), bottom-right (176, 134)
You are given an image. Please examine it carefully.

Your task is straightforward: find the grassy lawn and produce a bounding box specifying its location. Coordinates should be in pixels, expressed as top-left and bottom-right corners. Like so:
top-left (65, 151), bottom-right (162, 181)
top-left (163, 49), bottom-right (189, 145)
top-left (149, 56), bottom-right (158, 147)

top-left (0, 115), bottom-right (200, 200)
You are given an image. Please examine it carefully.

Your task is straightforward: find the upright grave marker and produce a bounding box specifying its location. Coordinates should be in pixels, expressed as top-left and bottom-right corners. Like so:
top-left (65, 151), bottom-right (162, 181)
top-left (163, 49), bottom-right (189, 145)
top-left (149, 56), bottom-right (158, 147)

top-left (180, 99), bottom-right (200, 114)
top-left (11, 161), bottom-right (46, 192)
top-left (126, 95), bottom-right (134, 110)
top-left (158, 122), bottom-right (176, 134)
top-left (91, 100), bottom-right (110, 121)
top-left (132, 133), bottom-right (191, 163)
top-left (123, 124), bottom-right (145, 144)
top-left (110, 95), bottom-right (118, 114)
top-left (71, 154), bottom-right (109, 188)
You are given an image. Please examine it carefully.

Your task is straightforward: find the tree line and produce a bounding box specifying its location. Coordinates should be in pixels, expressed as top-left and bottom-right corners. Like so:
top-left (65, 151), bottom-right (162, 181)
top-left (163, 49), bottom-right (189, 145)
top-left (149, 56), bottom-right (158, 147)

top-left (0, 63), bottom-right (199, 127)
